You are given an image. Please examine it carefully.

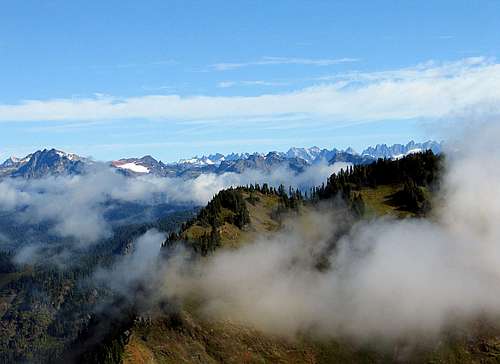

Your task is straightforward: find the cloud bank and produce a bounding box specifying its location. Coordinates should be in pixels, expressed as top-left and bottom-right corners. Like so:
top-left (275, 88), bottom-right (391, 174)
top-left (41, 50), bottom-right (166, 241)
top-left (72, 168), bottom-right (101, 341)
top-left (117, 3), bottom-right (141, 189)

top-left (0, 58), bottom-right (499, 124)
top-left (0, 162), bottom-right (347, 244)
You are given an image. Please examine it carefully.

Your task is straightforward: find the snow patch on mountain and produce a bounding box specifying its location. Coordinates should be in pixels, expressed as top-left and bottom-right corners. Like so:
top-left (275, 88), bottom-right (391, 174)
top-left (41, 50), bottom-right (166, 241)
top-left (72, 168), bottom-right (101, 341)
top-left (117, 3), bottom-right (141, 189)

top-left (114, 162), bottom-right (150, 174)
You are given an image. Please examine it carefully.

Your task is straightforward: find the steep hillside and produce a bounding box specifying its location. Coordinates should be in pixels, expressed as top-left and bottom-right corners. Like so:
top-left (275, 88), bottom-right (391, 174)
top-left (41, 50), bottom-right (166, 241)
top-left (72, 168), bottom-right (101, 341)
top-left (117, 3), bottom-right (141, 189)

top-left (0, 210), bottom-right (195, 364)
top-left (122, 310), bottom-right (500, 364)
top-left (122, 310), bottom-right (390, 364)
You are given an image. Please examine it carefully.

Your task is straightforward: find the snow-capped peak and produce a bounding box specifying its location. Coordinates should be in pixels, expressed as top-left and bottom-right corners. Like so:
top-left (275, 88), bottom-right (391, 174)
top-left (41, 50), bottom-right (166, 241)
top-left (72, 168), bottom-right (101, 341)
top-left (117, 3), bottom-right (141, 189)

top-left (361, 141), bottom-right (441, 159)
top-left (286, 146), bottom-right (323, 163)
top-left (54, 150), bottom-right (81, 161)
top-left (171, 141), bottom-right (441, 168)
top-left (1, 156), bottom-right (20, 167)
top-left (177, 154), bottom-right (226, 166)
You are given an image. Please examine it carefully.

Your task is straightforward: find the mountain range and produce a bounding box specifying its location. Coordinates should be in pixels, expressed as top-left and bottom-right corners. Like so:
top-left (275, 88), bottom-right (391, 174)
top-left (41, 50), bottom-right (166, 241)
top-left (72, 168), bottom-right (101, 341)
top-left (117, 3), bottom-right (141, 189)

top-left (0, 140), bottom-right (442, 179)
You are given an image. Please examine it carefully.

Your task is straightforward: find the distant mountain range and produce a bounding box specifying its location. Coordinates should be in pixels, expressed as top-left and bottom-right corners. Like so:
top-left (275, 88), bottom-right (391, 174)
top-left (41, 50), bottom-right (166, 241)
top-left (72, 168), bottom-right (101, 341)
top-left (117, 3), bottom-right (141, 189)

top-left (0, 141), bottom-right (442, 179)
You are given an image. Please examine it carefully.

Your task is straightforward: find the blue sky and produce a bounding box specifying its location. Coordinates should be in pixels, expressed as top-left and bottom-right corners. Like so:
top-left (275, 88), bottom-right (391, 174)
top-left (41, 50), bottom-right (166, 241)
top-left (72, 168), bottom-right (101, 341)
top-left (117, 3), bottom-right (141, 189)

top-left (1, 0), bottom-right (499, 161)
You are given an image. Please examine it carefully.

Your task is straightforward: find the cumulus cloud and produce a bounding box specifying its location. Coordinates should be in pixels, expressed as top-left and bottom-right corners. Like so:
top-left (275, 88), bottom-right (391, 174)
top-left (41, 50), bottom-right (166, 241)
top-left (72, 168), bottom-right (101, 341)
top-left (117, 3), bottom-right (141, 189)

top-left (0, 161), bottom-right (347, 244)
top-left (160, 122), bottom-right (500, 342)
top-left (0, 58), bottom-right (499, 124)
top-left (169, 161), bottom-right (350, 204)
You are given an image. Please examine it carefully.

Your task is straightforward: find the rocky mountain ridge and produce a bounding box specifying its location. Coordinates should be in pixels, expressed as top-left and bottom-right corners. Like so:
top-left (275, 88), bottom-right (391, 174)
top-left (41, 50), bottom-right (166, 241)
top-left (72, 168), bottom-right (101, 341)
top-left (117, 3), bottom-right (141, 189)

top-left (0, 140), bottom-right (442, 179)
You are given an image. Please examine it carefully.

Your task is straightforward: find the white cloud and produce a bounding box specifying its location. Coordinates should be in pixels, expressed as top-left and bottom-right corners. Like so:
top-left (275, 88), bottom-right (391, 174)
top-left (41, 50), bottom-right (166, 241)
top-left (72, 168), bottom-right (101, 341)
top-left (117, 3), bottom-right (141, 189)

top-left (94, 229), bottom-right (166, 296)
top-left (211, 56), bottom-right (359, 71)
top-left (0, 58), bottom-right (499, 124)
top-left (0, 161), bottom-right (347, 244)
top-left (217, 80), bottom-right (289, 88)
top-left (436, 35), bottom-right (454, 40)
top-left (217, 81), bottom-right (237, 88)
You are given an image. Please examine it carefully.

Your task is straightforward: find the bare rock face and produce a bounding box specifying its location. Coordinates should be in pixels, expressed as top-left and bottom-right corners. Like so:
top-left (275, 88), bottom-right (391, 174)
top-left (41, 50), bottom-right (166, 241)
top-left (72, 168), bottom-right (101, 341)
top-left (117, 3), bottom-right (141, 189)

top-left (2, 148), bottom-right (86, 179)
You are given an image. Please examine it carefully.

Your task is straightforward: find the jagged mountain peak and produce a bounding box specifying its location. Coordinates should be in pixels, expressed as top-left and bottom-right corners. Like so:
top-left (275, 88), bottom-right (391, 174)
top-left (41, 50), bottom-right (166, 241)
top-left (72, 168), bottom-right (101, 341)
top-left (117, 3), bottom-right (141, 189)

top-left (344, 147), bottom-right (358, 155)
top-left (4, 148), bottom-right (86, 178)
top-left (137, 155), bottom-right (159, 164)
top-left (361, 140), bottom-right (441, 159)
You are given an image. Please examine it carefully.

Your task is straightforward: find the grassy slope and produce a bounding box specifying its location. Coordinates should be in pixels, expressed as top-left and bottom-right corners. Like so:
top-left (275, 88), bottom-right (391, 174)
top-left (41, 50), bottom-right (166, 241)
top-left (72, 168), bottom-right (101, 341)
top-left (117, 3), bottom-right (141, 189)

top-left (123, 187), bottom-right (500, 364)
top-left (359, 184), bottom-right (420, 218)
top-left (181, 190), bottom-right (281, 248)
top-left (123, 310), bottom-right (391, 364)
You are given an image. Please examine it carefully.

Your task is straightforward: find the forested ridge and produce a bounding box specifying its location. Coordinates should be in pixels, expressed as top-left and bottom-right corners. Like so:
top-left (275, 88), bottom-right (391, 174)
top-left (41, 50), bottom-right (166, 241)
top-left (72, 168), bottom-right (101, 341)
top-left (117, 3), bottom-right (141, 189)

top-left (163, 184), bottom-right (306, 255)
top-left (163, 151), bottom-right (441, 258)
top-left (312, 150), bottom-right (441, 213)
